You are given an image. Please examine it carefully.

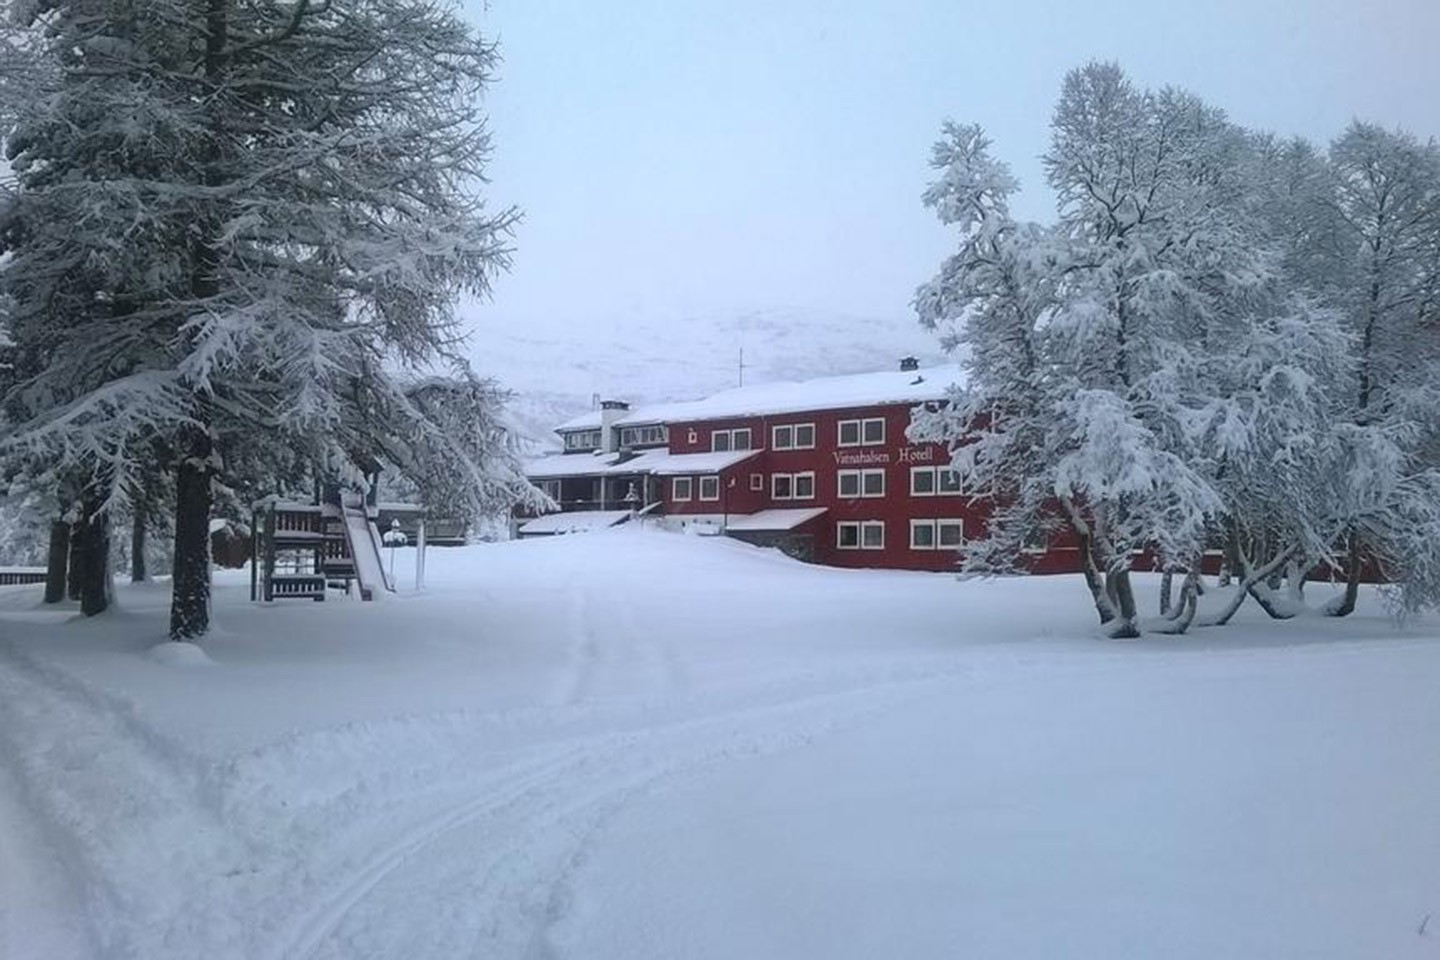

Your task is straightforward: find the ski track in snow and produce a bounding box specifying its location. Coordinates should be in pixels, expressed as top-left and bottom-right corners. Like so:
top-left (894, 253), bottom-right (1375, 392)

top-left (0, 612), bottom-right (952, 960)
top-left (0, 638), bottom-right (250, 959)
top-left (271, 679), bottom-right (928, 960)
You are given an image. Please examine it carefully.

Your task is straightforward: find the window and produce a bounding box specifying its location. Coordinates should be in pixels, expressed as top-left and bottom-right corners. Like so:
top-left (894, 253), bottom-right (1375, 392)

top-left (772, 472), bottom-right (815, 500)
top-left (619, 424), bottom-right (668, 447)
top-left (711, 428), bottom-right (752, 452)
top-left (563, 429), bottom-right (602, 451)
top-left (539, 479), bottom-right (562, 500)
top-left (840, 469), bottom-right (885, 498)
top-left (699, 476), bottom-right (720, 501)
top-left (911, 466), bottom-right (964, 496)
top-left (672, 477), bottom-right (692, 501)
top-left (839, 418), bottom-right (885, 447)
top-left (838, 521), bottom-right (884, 550)
top-left (750, 473), bottom-right (764, 491)
top-left (772, 423), bottom-right (816, 450)
top-left (910, 519), bottom-right (964, 550)
top-left (861, 521), bottom-right (885, 549)
top-left (687, 429), bottom-right (698, 444)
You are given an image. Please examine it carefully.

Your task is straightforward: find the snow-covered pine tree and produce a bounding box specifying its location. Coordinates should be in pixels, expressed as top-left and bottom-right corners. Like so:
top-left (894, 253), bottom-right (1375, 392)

top-left (1, 0), bottom-right (519, 638)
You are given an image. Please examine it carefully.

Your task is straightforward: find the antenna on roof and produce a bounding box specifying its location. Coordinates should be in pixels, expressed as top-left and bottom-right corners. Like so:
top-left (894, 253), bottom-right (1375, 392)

top-left (738, 347), bottom-right (746, 387)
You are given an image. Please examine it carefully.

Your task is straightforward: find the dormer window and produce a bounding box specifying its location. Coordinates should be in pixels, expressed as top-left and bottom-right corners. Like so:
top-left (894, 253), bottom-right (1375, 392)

top-left (563, 429), bottom-right (602, 452)
top-left (619, 424), bottom-right (669, 447)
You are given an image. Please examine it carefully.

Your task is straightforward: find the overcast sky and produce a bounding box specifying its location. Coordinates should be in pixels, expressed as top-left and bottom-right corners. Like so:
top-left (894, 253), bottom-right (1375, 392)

top-left (461, 0), bottom-right (1438, 337)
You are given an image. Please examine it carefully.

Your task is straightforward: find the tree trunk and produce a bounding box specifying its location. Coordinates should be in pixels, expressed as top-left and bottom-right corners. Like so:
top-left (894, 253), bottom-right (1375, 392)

top-left (1106, 567), bottom-right (1141, 638)
top-left (130, 501), bottom-right (147, 583)
top-left (1159, 570), bottom-right (1174, 617)
top-left (169, 424), bottom-right (213, 641)
top-left (44, 520), bottom-right (70, 604)
top-left (1059, 496), bottom-right (1116, 625)
top-left (1326, 530), bottom-right (1362, 618)
top-left (1151, 572), bottom-right (1200, 635)
top-left (67, 519), bottom-right (86, 601)
top-left (167, 0), bottom-right (226, 642)
top-left (76, 489), bottom-right (111, 617)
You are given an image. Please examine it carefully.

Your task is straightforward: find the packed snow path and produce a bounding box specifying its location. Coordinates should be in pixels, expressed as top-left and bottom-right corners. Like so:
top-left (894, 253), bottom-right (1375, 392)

top-left (1, 528), bottom-right (1438, 959)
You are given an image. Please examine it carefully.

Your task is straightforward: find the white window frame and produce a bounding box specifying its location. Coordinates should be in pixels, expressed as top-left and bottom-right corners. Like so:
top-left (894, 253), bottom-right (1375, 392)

top-left (620, 424), bottom-right (668, 447)
top-left (911, 466), bottom-right (963, 496)
top-left (749, 473), bottom-right (764, 491)
top-left (861, 469), bottom-right (885, 497)
top-left (837, 521), bottom-right (861, 550)
top-left (772, 422), bottom-right (816, 451)
top-left (773, 471), bottom-right (815, 501)
top-left (699, 476), bottom-right (721, 501)
top-left (911, 518), bottom-right (965, 550)
top-left (564, 429), bottom-right (602, 451)
top-left (711, 428), bottom-right (752, 453)
top-left (838, 418), bottom-right (885, 447)
top-left (937, 519), bottom-right (965, 549)
top-left (539, 479), bottom-right (562, 501)
top-left (1022, 529), bottom-right (1050, 555)
top-left (860, 520), bottom-right (885, 550)
top-left (839, 469), bottom-right (883, 498)
top-left (672, 477), bottom-right (692, 501)
top-left (910, 467), bottom-right (936, 496)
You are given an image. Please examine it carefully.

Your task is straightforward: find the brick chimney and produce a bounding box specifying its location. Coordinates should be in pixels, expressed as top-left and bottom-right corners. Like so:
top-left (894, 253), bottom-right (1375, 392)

top-left (899, 356), bottom-right (919, 372)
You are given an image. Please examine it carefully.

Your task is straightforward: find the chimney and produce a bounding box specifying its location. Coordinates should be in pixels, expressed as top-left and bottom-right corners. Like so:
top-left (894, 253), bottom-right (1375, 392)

top-left (899, 356), bottom-right (919, 372)
top-left (600, 399), bottom-right (629, 453)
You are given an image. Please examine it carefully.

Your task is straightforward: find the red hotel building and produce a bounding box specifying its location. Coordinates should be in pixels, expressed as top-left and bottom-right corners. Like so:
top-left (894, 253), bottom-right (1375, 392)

top-left (521, 358), bottom-right (1078, 572)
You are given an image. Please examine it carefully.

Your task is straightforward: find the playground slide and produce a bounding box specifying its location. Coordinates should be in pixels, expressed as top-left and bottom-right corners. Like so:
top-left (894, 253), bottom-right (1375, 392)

top-left (340, 494), bottom-right (394, 600)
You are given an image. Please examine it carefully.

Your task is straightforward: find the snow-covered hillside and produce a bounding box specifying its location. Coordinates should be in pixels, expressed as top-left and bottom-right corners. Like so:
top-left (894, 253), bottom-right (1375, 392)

top-left (462, 304), bottom-right (948, 442)
top-left (0, 529), bottom-right (1436, 959)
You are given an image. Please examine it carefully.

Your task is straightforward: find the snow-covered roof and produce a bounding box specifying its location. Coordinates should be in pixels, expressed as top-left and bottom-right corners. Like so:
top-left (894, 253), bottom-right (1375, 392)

top-left (517, 511), bottom-right (632, 535)
top-left (524, 448), bottom-right (760, 479)
top-left (555, 365), bottom-right (963, 432)
top-left (524, 450), bottom-right (624, 479)
top-left (723, 507), bottom-right (828, 532)
top-left (620, 449), bottom-right (761, 476)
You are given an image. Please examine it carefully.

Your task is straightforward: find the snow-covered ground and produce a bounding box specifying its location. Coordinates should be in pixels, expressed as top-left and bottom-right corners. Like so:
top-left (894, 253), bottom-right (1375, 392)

top-left (0, 528), bottom-right (1436, 959)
